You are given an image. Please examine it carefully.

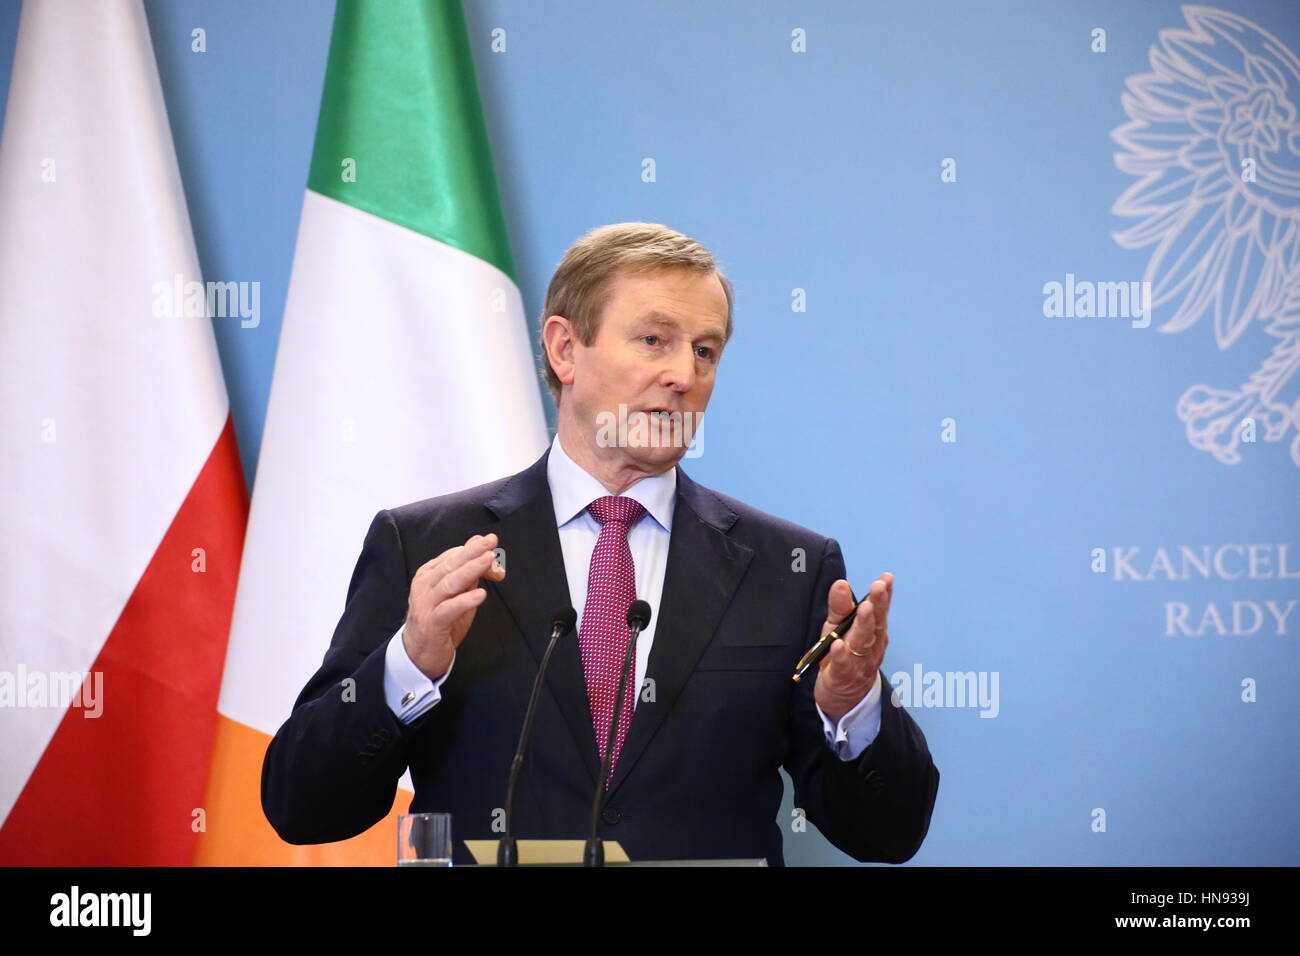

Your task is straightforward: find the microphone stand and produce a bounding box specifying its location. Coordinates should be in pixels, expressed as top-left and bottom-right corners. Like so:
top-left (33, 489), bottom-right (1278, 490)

top-left (497, 607), bottom-right (576, 866)
top-left (584, 600), bottom-right (651, 867)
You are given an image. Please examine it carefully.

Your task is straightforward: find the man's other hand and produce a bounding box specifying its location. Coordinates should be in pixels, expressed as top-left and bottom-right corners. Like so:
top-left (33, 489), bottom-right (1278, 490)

top-left (814, 572), bottom-right (892, 724)
top-left (402, 533), bottom-right (505, 681)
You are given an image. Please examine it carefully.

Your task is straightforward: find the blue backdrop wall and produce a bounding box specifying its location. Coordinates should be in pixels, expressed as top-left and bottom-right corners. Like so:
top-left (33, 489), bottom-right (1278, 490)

top-left (2, 0), bottom-right (1296, 865)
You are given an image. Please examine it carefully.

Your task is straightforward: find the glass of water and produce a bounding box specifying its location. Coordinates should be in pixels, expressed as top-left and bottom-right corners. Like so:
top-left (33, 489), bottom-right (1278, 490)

top-left (397, 812), bottom-right (452, 866)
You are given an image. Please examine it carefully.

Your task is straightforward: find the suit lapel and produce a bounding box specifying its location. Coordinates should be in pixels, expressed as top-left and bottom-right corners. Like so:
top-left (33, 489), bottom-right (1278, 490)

top-left (605, 467), bottom-right (754, 798)
top-left (478, 447), bottom-right (600, 788)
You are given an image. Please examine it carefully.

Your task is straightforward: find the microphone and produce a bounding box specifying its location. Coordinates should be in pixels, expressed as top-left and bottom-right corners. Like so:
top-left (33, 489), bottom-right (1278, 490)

top-left (497, 606), bottom-right (577, 866)
top-left (584, 599), bottom-right (652, 867)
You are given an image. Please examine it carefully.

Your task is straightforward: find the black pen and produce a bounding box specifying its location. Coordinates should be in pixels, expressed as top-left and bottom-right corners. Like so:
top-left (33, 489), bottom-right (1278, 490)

top-left (791, 590), bottom-right (864, 683)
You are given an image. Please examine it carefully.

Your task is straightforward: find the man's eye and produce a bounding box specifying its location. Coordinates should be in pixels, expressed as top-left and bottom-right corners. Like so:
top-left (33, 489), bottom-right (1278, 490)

top-left (696, 346), bottom-right (714, 360)
top-left (643, 335), bottom-right (660, 346)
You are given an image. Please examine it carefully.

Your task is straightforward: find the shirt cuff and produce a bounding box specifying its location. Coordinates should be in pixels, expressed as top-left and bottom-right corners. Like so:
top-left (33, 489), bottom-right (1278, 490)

top-left (383, 627), bottom-right (454, 724)
top-left (815, 670), bottom-right (883, 761)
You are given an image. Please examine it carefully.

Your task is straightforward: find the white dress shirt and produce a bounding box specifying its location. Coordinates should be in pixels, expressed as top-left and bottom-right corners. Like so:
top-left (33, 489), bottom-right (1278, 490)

top-left (382, 434), bottom-right (882, 760)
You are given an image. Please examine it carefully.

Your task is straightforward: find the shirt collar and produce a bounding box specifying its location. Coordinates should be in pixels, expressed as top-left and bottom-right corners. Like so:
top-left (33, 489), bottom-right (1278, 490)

top-left (547, 433), bottom-right (676, 533)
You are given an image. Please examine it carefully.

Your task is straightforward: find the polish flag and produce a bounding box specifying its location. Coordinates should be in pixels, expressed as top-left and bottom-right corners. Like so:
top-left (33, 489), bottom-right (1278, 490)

top-left (0, 0), bottom-right (248, 864)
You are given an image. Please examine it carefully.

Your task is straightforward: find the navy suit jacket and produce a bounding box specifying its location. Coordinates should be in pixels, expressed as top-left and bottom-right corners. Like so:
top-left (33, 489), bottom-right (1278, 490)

top-left (261, 446), bottom-right (939, 865)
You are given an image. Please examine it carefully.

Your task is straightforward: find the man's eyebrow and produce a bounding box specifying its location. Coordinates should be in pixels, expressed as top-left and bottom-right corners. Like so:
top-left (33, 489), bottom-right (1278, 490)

top-left (637, 311), bottom-right (727, 341)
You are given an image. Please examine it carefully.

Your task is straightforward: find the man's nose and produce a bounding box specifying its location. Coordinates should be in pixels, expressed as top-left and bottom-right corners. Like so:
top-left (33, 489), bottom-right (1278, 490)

top-left (660, 345), bottom-right (696, 391)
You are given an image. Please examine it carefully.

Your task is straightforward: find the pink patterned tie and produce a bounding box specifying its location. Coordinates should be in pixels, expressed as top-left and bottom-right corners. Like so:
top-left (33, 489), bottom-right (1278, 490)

top-left (580, 495), bottom-right (647, 785)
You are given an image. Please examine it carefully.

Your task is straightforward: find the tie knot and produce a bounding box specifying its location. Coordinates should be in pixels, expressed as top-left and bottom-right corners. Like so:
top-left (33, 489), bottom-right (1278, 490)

top-left (587, 495), bottom-right (647, 528)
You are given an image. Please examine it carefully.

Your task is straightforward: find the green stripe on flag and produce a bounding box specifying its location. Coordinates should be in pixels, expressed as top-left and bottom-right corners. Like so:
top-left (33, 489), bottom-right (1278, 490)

top-left (308, 0), bottom-right (516, 279)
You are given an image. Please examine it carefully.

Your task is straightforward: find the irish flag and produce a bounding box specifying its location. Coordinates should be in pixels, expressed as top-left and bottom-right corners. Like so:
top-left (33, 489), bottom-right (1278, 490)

top-left (195, 0), bottom-right (546, 865)
top-left (0, 0), bottom-right (247, 864)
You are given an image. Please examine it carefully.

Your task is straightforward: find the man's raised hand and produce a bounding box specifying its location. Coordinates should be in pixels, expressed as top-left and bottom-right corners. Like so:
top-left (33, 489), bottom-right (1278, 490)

top-left (813, 572), bottom-right (893, 724)
top-left (402, 533), bottom-right (505, 681)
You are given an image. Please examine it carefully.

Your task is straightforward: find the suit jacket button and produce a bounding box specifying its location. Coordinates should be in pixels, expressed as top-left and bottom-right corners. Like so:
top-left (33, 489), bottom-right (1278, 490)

top-left (863, 770), bottom-right (885, 794)
top-left (601, 807), bottom-right (621, 825)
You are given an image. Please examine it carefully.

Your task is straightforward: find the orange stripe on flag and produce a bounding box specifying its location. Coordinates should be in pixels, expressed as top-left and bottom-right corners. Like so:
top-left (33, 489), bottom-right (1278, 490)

top-left (194, 713), bottom-right (412, 866)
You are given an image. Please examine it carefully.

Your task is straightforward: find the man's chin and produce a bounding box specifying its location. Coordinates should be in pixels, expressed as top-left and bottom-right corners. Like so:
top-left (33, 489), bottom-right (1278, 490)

top-left (624, 442), bottom-right (687, 472)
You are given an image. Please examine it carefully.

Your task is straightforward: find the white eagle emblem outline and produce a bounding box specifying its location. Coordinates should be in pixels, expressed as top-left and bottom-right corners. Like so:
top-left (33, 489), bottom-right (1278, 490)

top-left (1111, 5), bottom-right (1300, 468)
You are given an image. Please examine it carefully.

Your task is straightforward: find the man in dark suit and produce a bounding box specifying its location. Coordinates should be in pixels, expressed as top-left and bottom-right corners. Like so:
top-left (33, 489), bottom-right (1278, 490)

top-left (261, 223), bottom-right (938, 865)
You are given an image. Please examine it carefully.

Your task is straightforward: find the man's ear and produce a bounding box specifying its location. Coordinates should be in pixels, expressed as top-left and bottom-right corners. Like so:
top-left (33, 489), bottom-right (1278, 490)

top-left (542, 315), bottom-right (577, 387)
